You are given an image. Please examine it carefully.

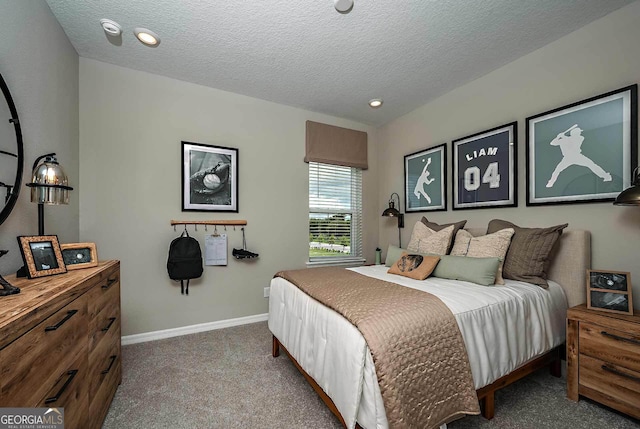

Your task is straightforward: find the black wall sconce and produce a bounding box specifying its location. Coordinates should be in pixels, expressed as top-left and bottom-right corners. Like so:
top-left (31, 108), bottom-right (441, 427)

top-left (382, 192), bottom-right (404, 247)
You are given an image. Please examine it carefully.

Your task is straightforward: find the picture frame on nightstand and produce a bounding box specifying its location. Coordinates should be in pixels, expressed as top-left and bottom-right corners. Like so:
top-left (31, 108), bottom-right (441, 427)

top-left (586, 269), bottom-right (633, 315)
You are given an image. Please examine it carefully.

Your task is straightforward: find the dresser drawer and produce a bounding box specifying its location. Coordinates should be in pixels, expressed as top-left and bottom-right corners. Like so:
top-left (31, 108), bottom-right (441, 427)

top-left (0, 294), bottom-right (88, 406)
top-left (87, 266), bottom-right (120, 318)
top-left (579, 354), bottom-right (640, 418)
top-left (89, 324), bottom-right (120, 401)
top-left (579, 322), bottom-right (640, 373)
top-left (88, 281), bottom-right (120, 352)
top-left (88, 357), bottom-right (121, 429)
top-left (36, 353), bottom-right (89, 429)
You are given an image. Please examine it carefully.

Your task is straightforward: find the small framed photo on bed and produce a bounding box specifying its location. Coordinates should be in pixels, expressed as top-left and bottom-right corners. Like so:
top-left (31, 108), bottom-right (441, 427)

top-left (404, 143), bottom-right (447, 212)
top-left (17, 235), bottom-right (67, 279)
top-left (61, 242), bottom-right (98, 270)
top-left (587, 270), bottom-right (633, 315)
top-left (452, 122), bottom-right (517, 210)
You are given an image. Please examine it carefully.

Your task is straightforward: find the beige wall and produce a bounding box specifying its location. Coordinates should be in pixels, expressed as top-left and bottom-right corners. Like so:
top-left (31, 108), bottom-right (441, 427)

top-left (378, 2), bottom-right (640, 310)
top-left (79, 59), bottom-right (379, 336)
top-left (0, 0), bottom-right (79, 272)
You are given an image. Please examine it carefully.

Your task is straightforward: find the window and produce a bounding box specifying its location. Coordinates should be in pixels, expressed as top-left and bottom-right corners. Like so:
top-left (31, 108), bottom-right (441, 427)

top-left (309, 162), bottom-right (363, 263)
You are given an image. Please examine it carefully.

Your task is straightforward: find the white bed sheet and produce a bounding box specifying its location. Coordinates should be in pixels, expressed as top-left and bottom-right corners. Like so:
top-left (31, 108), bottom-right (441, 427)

top-left (268, 265), bottom-right (568, 429)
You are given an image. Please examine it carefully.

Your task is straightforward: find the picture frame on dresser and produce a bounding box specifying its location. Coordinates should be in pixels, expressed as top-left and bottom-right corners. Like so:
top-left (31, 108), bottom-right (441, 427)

top-left (182, 141), bottom-right (238, 212)
top-left (526, 84), bottom-right (637, 206)
top-left (452, 121), bottom-right (517, 210)
top-left (17, 235), bottom-right (67, 279)
top-left (404, 143), bottom-right (447, 212)
top-left (586, 269), bottom-right (633, 315)
top-left (61, 242), bottom-right (98, 270)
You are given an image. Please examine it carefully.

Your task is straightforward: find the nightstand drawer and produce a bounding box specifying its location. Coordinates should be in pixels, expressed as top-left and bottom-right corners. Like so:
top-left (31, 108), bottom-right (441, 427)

top-left (579, 354), bottom-right (640, 418)
top-left (579, 322), bottom-right (640, 373)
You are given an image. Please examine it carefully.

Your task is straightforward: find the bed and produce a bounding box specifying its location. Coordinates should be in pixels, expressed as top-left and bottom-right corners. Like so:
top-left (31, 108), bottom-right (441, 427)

top-left (268, 228), bottom-right (590, 429)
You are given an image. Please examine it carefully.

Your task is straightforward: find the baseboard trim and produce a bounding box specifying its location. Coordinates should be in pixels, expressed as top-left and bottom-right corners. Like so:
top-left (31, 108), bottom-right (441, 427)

top-left (121, 313), bottom-right (269, 345)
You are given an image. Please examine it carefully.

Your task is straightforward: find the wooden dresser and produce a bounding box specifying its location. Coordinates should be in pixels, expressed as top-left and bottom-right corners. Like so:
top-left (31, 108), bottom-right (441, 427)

top-left (567, 304), bottom-right (640, 419)
top-left (0, 260), bottom-right (121, 429)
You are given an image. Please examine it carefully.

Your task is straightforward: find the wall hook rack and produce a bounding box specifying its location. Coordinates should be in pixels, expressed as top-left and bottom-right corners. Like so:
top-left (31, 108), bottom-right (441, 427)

top-left (170, 219), bottom-right (248, 230)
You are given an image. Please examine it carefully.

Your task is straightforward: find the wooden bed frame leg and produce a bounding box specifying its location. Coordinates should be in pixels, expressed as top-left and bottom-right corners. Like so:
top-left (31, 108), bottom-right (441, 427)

top-left (272, 335), bottom-right (280, 357)
top-left (480, 392), bottom-right (495, 420)
top-left (550, 358), bottom-right (561, 378)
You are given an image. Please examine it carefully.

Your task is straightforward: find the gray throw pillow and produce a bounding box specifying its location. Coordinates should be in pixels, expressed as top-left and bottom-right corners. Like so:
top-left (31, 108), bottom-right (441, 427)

top-left (486, 219), bottom-right (568, 288)
top-left (432, 255), bottom-right (501, 286)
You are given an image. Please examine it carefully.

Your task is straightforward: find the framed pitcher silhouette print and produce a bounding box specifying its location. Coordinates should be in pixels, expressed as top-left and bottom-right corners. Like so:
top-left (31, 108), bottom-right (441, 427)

top-left (526, 85), bottom-right (637, 206)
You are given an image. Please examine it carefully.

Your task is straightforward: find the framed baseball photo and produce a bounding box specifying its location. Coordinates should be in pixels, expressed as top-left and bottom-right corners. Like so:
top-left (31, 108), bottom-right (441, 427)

top-left (526, 85), bottom-right (637, 206)
top-left (17, 235), bottom-right (67, 279)
top-left (587, 270), bottom-right (633, 315)
top-left (182, 141), bottom-right (238, 212)
top-left (404, 143), bottom-right (447, 212)
top-left (452, 122), bottom-right (517, 210)
top-left (61, 242), bottom-right (98, 270)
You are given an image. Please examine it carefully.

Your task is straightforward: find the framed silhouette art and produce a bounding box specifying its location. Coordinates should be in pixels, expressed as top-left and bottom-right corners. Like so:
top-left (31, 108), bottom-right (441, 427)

top-left (404, 144), bottom-right (447, 213)
top-left (526, 85), bottom-right (637, 206)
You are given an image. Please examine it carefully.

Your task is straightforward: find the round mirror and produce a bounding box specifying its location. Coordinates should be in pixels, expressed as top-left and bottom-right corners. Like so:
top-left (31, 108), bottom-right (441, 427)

top-left (0, 73), bottom-right (24, 225)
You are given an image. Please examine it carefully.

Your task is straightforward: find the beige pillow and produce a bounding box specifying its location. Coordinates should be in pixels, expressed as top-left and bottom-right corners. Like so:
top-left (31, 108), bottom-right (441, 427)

top-left (406, 222), bottom-right (454, 255)
top-left (388, 252), bottom-right (440, 280)
top-left (420, 217), bottom-right (467, 254)
top-left (450, 228), bottom-right (515, 284)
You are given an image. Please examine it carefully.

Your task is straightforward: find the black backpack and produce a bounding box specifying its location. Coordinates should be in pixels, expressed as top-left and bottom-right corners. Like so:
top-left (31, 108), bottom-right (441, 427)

top-left (167, 231), bottom-right (203, 295)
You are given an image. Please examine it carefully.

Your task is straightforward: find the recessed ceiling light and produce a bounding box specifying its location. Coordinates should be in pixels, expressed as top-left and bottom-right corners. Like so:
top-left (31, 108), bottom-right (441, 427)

top-left (369, 99), bottom-right (383, 108)
top-left (100, 19), bottom-right (122, 37)
top-left (334, 0), bottom-right (354, 14)
top-left (134, 28), bottom-right (161, 47)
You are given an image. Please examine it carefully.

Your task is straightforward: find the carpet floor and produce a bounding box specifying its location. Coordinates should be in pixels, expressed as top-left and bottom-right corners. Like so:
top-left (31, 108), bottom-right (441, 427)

top-left (104, 322), bottom-right (639, 429)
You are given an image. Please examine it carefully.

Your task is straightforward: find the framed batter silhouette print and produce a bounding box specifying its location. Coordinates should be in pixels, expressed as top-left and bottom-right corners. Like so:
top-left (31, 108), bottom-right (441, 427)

top-left (452, 122), bottom-right (517, 210)
top-left (404, 143), bottom-right (446, 212)
top-left (526, 85), bottom-right (637, 206)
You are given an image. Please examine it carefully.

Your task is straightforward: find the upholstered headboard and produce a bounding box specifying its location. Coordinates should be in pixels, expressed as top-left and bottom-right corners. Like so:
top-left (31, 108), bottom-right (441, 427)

top-left (466, 228), bottom-right (591, 308)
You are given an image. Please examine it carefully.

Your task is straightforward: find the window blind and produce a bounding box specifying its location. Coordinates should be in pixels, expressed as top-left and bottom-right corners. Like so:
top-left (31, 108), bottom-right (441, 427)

top-left (309, 162), bottom-right (362, 261)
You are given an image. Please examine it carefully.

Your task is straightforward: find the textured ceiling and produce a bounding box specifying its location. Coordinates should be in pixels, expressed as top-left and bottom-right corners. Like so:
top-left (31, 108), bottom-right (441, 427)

top-left (45, 0), bottom-right (635, 126)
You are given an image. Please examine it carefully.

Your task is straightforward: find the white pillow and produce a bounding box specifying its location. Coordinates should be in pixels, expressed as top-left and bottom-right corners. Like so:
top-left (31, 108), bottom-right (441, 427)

top-left (450, 228), bottom-right (515, 284)
top-left (406, 222), bottom-right (454, 255)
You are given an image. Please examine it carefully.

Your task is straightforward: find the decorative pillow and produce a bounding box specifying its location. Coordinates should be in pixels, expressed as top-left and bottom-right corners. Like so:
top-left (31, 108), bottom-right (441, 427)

top-left (420, 217), bottom-right (467, 254)
top-left (486, 219), bottom-right (568, 288)
top-left (450, 228), bottom-right (515, 284)
top-left (387, 252), bottom-right (440, 280)
top-left (384, 244), bottom-right (405, 267)
top-left (432, 255), bottom-right (501, 286)
top-left (406, 222), bottom-right (454, 255)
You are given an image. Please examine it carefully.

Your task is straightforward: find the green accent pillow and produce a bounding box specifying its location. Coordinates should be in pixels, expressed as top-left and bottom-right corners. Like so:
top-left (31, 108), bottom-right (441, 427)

top-left (385, 245), bottom-right (406, 267)
top-left (432, 255), bottom-right (501, 286)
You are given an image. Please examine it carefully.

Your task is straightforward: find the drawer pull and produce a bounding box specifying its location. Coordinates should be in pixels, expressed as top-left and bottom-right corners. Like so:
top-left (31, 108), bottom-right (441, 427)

top-left (101, 355), bottom-right (117, 375)
top-left (101, 317), bottom-right (117, 332)
top-left (601, 365), bottom-right (640, 383)
top-left (45, 370), bottom-right (78, 404)
top-left (601, 331), bottom-right (640, 346)
top-left (101, 276), bottom-right (118, 289)
top-left (45, 310), bottom-right (78, 331)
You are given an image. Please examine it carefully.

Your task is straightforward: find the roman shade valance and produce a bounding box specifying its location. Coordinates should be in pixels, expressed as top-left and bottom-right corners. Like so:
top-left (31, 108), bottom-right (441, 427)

top-left (304, 121), bottom-right (368, 170)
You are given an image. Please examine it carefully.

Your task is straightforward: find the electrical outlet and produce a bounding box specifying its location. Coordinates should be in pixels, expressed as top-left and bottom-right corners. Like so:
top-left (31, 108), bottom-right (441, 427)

top-left (263, 286), bottom-right (270, 298)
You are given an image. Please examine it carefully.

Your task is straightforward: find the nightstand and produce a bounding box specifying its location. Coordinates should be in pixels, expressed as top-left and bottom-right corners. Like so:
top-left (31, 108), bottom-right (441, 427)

top-left (567, 304), bottom-right (640, 419)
